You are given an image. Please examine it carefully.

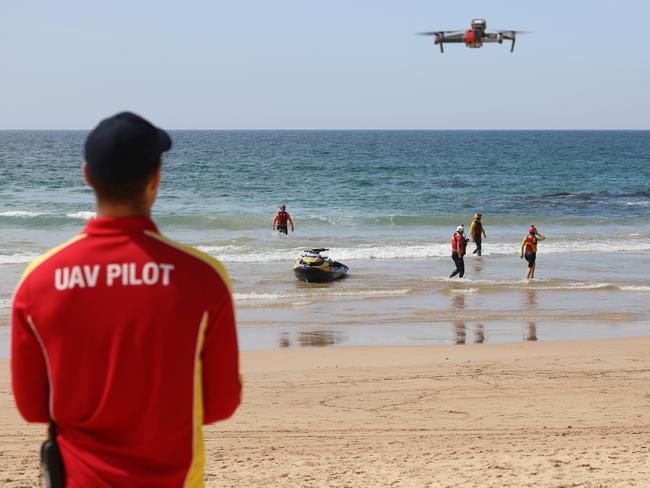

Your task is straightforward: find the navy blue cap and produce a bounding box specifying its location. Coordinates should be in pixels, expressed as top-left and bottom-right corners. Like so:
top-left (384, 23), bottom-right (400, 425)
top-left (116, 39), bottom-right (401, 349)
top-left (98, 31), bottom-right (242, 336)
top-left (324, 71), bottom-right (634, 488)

top-left (85, 112), bottom-right (172, 183)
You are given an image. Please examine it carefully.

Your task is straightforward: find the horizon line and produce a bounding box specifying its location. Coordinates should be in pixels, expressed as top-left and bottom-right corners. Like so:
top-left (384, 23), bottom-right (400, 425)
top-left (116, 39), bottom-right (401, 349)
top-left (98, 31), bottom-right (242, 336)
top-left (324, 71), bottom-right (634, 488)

top-left (1, 128), bottom-right (649, 132)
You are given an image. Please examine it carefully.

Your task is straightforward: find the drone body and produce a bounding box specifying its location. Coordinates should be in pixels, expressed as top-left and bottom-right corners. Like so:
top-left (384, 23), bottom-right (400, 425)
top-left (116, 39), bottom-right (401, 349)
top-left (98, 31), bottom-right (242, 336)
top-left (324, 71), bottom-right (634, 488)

top-left (419, 19), bottom-right (525, 53)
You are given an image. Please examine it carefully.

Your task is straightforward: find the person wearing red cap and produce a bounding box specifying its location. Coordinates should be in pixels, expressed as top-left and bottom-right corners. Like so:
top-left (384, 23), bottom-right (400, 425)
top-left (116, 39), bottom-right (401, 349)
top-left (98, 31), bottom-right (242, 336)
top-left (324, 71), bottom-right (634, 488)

top-left (272, 203), bottom-right (294, 235)
top-left (11, 112), bottom-right (241, 487)
top-left (520, 225), bottom-right (546, 279)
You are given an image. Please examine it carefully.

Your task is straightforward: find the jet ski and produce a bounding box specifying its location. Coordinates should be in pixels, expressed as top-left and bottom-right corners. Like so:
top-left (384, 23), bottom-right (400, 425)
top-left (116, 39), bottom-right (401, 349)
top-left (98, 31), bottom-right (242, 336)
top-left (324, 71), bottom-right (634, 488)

top-left (293, 248), bottom-right (349, 283)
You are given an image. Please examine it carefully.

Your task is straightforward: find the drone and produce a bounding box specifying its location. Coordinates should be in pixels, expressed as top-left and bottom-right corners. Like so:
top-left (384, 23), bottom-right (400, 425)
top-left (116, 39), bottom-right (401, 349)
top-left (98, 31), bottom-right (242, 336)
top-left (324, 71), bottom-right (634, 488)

top-left (419, 19), bottom-right (527, 53)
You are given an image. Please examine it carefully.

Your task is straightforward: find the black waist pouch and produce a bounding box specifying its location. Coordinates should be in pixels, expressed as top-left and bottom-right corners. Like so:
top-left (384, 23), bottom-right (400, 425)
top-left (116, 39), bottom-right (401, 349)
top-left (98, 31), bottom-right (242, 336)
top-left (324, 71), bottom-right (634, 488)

top-left (40, 421), bottom-right (66, 488)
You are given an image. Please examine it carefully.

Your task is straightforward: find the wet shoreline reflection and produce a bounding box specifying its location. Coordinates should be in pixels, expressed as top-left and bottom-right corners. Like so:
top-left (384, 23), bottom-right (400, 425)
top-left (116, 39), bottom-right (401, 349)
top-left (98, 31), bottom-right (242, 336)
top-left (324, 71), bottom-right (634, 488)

top-left (447, 285), bottom-right (543, 346)
top-left (454, 322), bottom-right (466, 345)
top-left (450, 292), bottom-right (485, 345)
top-left (523, 288), bottom-right (538, 341)
top-left (277, 330), bottom-right (347, 348)
top-left (452, 292), bottom-right (467, 344)
top-left (270, 285), bottom-right (552, 349)
top-left (474, 323), bottom-right (485, 344)
top-left (526, 322), bottom-right (538, 341)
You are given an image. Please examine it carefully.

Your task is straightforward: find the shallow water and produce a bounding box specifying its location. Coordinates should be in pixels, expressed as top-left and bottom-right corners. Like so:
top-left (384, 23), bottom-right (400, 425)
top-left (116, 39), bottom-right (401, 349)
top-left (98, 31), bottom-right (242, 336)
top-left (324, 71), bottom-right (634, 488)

top-left (2, 252), bottom-right (649, 355)
top-left (227, 252), bottom-right (650, 348)
top-left (1, 131), bottom-right (649, 351)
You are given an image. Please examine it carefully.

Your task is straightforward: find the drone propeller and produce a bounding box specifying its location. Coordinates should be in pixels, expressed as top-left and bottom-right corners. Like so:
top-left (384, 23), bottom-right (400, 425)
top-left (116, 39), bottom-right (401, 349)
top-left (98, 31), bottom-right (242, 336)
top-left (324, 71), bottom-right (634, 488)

top-left (417, 31), bottom-right (460, 53)
top-left (417, 31), bottom-right (462, 36)
top-left (493, 30), bottom-right (531, 35)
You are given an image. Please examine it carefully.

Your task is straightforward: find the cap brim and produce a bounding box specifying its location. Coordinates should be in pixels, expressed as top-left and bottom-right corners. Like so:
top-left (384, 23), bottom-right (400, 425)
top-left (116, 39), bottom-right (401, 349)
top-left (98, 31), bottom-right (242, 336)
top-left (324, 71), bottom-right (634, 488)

top-left (158, 129), bottom-right (172, 152)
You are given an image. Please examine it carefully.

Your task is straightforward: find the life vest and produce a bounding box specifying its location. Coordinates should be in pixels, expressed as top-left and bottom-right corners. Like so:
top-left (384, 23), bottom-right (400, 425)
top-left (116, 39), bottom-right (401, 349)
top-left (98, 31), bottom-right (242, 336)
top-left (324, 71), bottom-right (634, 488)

top-left (451, 232), bottom-right (466, 255)
top-left (523, 235), bottom-right (538, 254)
top-left (276, 211), bottom-right (290, 226)
top-left (471, 220), bottom-right (482, 237)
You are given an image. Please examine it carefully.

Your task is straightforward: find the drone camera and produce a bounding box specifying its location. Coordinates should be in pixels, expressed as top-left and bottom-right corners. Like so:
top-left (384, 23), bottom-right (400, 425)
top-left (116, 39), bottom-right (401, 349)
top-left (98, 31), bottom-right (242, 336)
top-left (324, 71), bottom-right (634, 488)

top-left (471, 19), bottom-right (486, 30)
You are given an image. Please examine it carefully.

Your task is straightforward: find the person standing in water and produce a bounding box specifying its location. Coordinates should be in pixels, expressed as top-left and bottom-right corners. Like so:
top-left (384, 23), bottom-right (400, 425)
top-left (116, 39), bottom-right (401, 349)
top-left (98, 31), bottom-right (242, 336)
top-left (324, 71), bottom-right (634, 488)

top-left (470, 213), bottom-right (487, 256)
top-left (450, 225), bottom-right (468, 278)
top-left (272, 204), bottom-right (294, 235)
top-left (520, 225), bottom-right (546, 279)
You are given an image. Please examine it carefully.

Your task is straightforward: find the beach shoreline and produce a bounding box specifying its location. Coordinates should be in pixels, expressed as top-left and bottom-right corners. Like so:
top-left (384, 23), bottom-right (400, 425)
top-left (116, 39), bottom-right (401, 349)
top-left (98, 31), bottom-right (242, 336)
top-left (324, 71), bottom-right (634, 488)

top-left (4, 251), bottom-right (650, 354)
top-left (2, 336), bottom-right (649, 487)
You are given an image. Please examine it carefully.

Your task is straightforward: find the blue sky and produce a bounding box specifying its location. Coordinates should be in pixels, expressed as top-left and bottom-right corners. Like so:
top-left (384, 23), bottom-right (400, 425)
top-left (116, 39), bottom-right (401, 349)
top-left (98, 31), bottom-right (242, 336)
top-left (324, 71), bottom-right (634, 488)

top-left (1, 1), bottom-right (649, 129)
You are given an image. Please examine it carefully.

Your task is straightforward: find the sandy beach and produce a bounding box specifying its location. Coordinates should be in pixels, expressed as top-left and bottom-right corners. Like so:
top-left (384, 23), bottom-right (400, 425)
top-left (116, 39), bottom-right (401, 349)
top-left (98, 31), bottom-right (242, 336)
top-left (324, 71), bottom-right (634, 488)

top-left (2, 336), bottom-right (649, 487)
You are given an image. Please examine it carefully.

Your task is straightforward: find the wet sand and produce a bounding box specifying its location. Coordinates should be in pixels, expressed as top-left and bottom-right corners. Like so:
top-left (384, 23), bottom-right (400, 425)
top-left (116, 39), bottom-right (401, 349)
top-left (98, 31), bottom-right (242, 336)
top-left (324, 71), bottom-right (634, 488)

top-left (231, 254), bottom-right (650, 350)
top-left (2, 337), bottom-right (650, 487)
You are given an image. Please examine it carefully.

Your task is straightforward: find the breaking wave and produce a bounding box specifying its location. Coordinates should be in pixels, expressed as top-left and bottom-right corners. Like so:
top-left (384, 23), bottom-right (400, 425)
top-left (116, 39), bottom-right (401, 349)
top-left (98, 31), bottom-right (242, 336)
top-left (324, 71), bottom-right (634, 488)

top-left (198, 238), bottom-right (650, 263)
top-left (234, 288), bottom-right (411, 302)
top-left (0, 253), bottom-right (40, 265)
top-left (2, 208), bottom-right (647, 230)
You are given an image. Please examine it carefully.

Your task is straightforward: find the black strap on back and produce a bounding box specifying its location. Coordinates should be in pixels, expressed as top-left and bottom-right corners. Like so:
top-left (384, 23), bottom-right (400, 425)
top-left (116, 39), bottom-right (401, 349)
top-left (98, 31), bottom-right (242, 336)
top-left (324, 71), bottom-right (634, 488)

top-left (49, 419), bottom-right (57, 439)
top-left (41, 419), bottom-right (65, 488)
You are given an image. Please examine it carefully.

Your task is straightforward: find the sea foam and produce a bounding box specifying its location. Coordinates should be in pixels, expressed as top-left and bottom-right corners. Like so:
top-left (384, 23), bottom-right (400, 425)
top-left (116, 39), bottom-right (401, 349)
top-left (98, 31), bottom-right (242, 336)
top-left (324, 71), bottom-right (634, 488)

top-left (234, 288), bottom-right (411, 302)
top-left (198, 238), bottom-right (650, 263)
top-left (0, 210), bottom-right (47, 217)
top-left (66, 211), bottom-right (95, 220)
top-left (0, 253), bottom-right (39, 265)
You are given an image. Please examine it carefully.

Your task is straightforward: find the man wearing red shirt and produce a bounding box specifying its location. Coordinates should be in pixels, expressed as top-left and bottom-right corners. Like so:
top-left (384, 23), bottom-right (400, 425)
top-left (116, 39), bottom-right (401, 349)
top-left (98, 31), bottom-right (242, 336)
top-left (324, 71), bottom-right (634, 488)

top-left (11, 112), bottom-right (241, 487)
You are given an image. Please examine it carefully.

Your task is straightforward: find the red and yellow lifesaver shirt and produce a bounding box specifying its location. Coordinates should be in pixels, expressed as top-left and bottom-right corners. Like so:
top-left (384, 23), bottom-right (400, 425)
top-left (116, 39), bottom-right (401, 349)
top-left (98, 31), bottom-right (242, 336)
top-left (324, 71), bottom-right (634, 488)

top-left (11, 216), bottom-right (241, 487)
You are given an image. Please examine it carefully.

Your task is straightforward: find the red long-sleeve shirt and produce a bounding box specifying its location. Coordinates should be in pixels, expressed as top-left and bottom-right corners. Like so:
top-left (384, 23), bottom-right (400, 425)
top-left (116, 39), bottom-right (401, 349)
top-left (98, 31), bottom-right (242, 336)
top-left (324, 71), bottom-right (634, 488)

top-left (11, 216), bottom-right (241, 487)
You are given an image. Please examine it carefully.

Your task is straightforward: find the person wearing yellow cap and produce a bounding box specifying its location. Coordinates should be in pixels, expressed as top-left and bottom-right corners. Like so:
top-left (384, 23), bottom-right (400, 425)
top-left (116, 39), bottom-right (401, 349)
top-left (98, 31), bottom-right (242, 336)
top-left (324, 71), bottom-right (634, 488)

top-left (469, 213), bottom-right (487, 256)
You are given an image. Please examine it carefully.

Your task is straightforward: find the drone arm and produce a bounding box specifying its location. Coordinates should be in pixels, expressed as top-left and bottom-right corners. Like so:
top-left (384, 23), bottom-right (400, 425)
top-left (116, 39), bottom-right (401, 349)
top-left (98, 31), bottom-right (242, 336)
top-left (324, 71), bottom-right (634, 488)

top-left (495, 32), bottom-right (517, 52)
top-left (421, 31), bottom-right (464, 53)
top-left (433, 34), bottom-right (445, 53)
top-left (498, 31), bottom-right (517, 52)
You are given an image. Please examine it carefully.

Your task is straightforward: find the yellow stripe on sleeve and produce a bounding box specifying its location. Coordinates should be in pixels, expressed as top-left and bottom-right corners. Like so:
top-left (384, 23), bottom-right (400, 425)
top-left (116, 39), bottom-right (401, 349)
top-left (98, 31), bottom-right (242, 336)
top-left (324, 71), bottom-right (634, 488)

top-left (143, 231), bottom-right (232, 292)
top-left (13, 234), bottom-right (87, 294)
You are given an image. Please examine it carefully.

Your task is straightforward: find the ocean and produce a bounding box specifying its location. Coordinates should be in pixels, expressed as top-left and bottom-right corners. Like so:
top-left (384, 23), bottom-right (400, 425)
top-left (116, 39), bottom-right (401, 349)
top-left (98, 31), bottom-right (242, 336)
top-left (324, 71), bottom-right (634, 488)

top-left (1, 130), bottom-right (649, 350)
